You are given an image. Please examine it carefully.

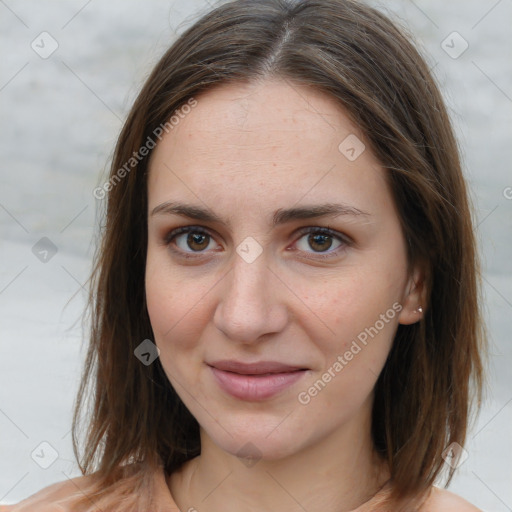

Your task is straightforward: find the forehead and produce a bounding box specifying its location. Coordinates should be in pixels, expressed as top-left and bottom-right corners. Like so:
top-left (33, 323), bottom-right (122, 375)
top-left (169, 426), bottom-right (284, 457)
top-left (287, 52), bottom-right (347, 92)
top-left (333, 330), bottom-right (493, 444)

top-left (147, 79), bottom-right (390, 218)
top-left (154, 79), bottom-right (361, 160)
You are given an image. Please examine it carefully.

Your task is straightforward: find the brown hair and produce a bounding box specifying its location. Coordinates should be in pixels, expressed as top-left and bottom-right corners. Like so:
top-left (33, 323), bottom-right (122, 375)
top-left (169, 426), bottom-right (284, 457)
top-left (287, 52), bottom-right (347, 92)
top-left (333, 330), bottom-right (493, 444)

top-left (70, 0), bottom-right (485, 510)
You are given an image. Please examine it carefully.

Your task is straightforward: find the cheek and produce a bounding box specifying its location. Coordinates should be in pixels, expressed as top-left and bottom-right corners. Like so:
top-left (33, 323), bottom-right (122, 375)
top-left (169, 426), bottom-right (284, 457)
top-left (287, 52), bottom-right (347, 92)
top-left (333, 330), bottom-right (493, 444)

top-left (145, 248), bottom-right (229, 392)
top-left (145, 266), bottom-right (201, 394)
top-left (145, 255), bottom-right (172, 338)
top-left (295, 279), bottom-right (401, 418)
top-left (145, 252), bottom-right (205, 353)
top-left (303, 262), bottom-right (405, 375)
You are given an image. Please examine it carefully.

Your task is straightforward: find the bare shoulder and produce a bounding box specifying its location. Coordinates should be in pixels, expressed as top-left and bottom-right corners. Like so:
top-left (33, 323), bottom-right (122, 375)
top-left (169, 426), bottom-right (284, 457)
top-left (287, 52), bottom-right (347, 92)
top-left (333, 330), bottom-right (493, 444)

top-left (1, 473), bottom-right (98, 511)
top-left (422, 487), bottom-right (482, 512)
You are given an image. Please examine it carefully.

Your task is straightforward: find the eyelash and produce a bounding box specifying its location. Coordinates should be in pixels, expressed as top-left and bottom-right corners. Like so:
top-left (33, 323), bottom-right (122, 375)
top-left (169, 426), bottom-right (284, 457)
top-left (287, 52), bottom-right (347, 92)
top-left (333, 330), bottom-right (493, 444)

top-left (163, 225), bottom-right (351, 260)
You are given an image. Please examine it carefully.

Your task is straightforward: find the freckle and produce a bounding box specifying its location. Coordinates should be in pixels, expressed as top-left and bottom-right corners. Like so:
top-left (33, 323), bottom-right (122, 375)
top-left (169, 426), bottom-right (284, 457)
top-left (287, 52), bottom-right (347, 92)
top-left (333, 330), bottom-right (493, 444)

top-left (273, 162), bottom-right (277, 167)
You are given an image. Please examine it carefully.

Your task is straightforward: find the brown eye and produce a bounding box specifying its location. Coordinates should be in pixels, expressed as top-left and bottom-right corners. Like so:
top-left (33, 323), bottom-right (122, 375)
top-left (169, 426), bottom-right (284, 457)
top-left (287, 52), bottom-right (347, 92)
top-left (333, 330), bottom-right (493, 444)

top-left (185, 232), bottom-right (210, 251)
top-left (294, 227), bottom-right (349, 259)
top-left (164, 226), bottom-right (216, 255)
top-left (307, 232), bottom-right (334, 252)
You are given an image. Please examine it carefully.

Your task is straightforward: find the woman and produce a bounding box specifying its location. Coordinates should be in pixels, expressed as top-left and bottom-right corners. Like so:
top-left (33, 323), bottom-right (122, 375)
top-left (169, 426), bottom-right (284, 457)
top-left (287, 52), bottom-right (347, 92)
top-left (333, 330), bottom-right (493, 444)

top-left (3, 0), bottom-right (485, 510)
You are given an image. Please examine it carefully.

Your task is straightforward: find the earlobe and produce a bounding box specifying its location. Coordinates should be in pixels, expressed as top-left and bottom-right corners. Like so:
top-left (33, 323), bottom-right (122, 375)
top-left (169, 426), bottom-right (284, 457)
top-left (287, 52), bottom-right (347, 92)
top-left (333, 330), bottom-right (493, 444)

top-left (398, 266), bottom-right (427, 325)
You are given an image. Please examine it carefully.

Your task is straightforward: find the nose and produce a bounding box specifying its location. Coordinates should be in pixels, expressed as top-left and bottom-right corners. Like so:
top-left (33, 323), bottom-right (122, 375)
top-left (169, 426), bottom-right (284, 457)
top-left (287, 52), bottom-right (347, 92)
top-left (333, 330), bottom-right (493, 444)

top-left (213, 249), bottom-right (289, 344)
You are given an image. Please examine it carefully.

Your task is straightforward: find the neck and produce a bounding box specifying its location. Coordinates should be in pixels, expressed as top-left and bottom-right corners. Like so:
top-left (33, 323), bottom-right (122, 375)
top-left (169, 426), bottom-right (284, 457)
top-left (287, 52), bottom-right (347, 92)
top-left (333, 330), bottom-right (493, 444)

top-left (168, 402), bottom-right (390, 512)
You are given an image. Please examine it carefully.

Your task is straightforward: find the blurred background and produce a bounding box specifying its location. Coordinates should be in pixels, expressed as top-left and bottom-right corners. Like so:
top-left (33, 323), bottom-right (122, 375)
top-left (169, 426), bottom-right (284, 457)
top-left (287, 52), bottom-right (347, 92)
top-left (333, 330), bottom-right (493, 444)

top-left (0, 0), bottom-right (510, 509)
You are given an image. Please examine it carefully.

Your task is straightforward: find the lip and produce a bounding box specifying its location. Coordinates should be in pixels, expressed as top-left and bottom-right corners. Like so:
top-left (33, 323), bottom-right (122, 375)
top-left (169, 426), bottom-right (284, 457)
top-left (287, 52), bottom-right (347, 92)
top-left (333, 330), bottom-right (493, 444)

top-left (208, 360), bottom-right (308, 401)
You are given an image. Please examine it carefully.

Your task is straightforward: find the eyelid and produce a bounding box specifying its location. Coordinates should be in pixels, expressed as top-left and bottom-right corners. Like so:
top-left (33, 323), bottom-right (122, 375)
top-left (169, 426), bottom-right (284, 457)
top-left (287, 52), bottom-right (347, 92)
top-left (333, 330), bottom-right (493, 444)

top-left (291, 225), bottom-right (351, 259)
top-left (163, 225), bottom-right (211, 245)
top-left (294, 225), bottom-right (352, 245)
top-left (162, 224), bottom-right (351, 259)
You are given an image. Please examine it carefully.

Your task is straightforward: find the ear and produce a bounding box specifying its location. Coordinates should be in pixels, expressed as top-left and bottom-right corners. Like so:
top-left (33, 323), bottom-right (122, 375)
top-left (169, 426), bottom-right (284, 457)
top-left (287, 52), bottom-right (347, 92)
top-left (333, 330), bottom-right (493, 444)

top-left (398, 263), bottom-right (428, 325)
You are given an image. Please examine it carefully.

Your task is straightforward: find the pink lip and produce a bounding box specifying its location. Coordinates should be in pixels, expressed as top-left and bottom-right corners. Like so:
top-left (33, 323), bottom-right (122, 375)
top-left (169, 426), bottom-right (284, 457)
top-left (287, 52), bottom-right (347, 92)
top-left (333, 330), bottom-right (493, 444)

top-left (208, 360), bottom-right (308, 401)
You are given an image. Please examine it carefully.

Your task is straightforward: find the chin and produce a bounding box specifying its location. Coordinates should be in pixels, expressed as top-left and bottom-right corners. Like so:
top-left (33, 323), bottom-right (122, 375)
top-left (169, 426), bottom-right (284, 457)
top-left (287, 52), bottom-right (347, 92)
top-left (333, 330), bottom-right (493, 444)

top-left (221, 435), bottom-right (302, 462)
top-left (202, 414), bottom-right (313, 463)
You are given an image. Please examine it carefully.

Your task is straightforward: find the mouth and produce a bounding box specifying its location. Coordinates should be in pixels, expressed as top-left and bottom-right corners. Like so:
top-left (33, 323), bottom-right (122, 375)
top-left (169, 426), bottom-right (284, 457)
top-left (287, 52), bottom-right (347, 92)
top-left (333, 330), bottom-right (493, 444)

top-left (207, 360), bottom-right (309, 401)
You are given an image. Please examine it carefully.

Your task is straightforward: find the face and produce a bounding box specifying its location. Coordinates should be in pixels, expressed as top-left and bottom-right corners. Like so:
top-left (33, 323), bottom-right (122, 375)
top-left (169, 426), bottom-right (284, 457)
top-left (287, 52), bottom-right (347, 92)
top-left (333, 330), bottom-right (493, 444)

top-left (145, 79), bottom-right (422, 460)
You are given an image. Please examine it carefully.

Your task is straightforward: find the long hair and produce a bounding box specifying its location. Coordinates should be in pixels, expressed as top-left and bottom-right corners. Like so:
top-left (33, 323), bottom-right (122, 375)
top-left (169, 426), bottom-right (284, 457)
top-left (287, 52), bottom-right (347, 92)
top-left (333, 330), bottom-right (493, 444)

top-left (69, 0), bottom-right (485, 510)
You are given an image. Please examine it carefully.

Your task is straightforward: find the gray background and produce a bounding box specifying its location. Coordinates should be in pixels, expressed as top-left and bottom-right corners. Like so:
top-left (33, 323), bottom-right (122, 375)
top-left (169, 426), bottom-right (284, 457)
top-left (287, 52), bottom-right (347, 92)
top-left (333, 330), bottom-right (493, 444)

top-left (0, 0), bottom-right (511, 509)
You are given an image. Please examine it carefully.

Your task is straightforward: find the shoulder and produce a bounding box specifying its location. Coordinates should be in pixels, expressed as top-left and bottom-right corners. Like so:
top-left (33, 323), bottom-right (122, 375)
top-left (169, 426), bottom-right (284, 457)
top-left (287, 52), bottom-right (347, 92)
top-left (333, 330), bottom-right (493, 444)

top-left (0, 463), bottom-right (170, 512)
top-left (0, 473), bottom-right (98, 512)
top-left (421, 487), bottom-right (482, 512)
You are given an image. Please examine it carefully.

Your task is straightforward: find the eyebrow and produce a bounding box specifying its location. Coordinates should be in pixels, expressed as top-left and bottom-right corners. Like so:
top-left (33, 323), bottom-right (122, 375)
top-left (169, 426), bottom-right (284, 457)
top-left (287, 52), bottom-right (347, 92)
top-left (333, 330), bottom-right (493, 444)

top-left (150, 201), bottom-right (370, 228)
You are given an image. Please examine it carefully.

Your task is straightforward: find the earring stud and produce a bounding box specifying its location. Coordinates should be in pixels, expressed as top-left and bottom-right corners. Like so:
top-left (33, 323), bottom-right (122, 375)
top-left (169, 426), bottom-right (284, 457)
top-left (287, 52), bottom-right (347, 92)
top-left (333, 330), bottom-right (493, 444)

top-left (417, 306), bottom-right (423, 313)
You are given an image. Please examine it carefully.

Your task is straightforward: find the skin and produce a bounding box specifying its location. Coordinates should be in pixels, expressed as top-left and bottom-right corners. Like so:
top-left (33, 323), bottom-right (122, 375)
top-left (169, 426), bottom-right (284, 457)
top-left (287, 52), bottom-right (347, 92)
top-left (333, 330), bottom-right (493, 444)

top-left (145, 78), bottom-right (425, 512)
top-left (0, 478), bottom-right (481, 511)
top-left (3, 80), bottom-right (481, 512)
